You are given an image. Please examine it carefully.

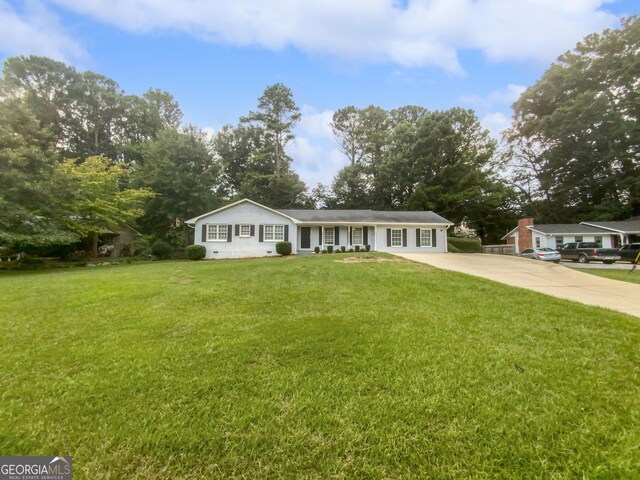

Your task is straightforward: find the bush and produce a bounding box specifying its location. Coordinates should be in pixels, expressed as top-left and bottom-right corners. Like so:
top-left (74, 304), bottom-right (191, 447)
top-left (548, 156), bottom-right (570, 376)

top-left (17, 256), bottom-right (45, 270)
top-left (327, 245), bottom-right (334, 254)
top-left (348, 248), bottom-right (354, 252)
top-left (355, 245), bottom-right (361, 252)
top-left (276, 241), bottom-right (292, 256)
top-left (151, 240), bottom-right (173, 260)
top-left (447, 243), bottom-right (461, 253)
top-left (322, 249), bottom-right (328, 254)
top-left (314, 246), bottom-right (320, 254)
top-left (365, 244), bottom-right (371, 252)
top-left (134, 236), bottom-right (153, 257)
top-left (447, 237), bottom-right (482, 253)
top-left (186, 244), bottom-right (206, 260)
top-left (120, 244), bottom-right (133, 257)
top-left (340, 246), bottom-right (346, 252)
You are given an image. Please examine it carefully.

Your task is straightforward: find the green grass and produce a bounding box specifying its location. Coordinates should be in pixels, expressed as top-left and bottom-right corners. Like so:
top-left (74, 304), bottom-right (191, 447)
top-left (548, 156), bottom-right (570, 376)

top-left (578, 267), bottom-right (640, 285)
top-left (1, 254), bottom-right (639, 478)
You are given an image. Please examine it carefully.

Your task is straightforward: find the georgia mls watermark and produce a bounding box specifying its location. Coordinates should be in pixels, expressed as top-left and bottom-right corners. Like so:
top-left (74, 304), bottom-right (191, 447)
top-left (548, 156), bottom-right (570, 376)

top-left (0, 456), bottom-right (72, 480)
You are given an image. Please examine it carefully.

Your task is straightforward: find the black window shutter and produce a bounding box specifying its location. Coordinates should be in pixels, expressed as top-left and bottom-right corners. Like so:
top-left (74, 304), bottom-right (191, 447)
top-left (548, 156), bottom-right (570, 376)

top-left (284, 225), bottom-right (289, 241)
top-left (227, 224), bottom-right (232, 242)
top-left (432, 229), bottom-right (437, 247)
top-left (259, 225), bottom-right (264, 242)
top-left (349, 227), bottom-right (353, 245)
top-left (402, 229), bottom-right (407, 247)
top-left (386, 228), bottom-right (391, 247)
top-left (250, 225), bottom-right (255, 237)
top-left (416, 229), bottom-right (421, 247)
top-left (319, 227), bottom-right (323, 244)
top-left (334, 226), bottom-right (340, 245)
top-left (202, 224), bottom-right (207, 242)
top-left (235, 224), bottom-right (240, 236)
top-left (363, 227), bottom-right (368, 245)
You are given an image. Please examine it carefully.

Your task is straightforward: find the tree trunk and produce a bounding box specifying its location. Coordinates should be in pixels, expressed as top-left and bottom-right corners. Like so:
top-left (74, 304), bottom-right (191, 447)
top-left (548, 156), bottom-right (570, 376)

top-left (91, 232), bottom-right (98, 257)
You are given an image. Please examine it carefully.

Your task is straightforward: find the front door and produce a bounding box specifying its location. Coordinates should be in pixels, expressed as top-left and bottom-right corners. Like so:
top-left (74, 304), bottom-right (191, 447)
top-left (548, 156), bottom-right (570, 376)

top-left (301, 227), bottom-right (311, 249)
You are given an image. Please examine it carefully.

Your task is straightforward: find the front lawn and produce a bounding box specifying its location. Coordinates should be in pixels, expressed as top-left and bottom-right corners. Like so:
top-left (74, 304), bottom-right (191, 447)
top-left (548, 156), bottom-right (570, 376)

top-left (0, 254), bottom-right (638, 478)
top-left (578, 267), bottom-right (640, 285)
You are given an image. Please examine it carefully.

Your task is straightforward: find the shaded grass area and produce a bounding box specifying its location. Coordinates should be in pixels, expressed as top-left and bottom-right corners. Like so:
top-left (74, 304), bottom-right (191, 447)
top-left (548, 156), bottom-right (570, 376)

top-left (0, 254), bottom-right (639, 478)
top-left (579, 267), bottom-right (640, 285)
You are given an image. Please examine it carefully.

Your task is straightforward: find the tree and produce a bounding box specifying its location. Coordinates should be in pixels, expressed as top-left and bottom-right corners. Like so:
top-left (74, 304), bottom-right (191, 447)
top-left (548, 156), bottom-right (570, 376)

top-left (0, 55), bottom-right (185, 164)
top-left (0, 99), bottom-right (77, 248)
top-left (331, 106), bottom-right (362, 165)
top-left (241, 83), bottom-right (300, 174)
top-left (55, 156), bottom-right (154, 256)
top-left (134, 126), bottom-right (222, 242)
top-left (214, 84), bottom-right (311, 207)
top-left (504, 16), bottom-right (640, 222)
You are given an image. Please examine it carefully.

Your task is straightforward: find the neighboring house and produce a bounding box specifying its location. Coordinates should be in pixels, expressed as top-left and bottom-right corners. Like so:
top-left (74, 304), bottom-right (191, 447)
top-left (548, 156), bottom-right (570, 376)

top-left (98, 224), bottom-right (141, 256)
top-left (579, 221), bottom-right (640, 245)
top-left (502, 218), bottom-right (618, 254)
top-left (186, 199), bottom-right (453, 259)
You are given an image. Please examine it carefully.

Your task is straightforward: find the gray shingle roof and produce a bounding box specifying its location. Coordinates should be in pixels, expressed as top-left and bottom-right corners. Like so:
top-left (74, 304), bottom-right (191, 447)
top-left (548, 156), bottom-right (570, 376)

top-left (530, 224), bottom-right (607, 235)
top-left (580, 221), bottom-right (640, 233)
top-left (278, 209), bottom-right (453, 224)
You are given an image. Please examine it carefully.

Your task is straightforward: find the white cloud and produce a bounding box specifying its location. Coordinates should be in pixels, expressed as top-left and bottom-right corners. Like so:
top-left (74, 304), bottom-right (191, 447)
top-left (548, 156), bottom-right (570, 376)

top-left (488, 84), bottom-right (527, 105)
top-left (481, 111), bottom-right (511, 139)
top-left (0, 0), bottom-right (85, 62)
top-left (289, 136), bottom-right (347, 186)
top-left (48, 0), bottom-right (619, 73)
top-left (298, 105), bottom-right (335, 140)
top-left (460, 83), bottom-right (526, 138)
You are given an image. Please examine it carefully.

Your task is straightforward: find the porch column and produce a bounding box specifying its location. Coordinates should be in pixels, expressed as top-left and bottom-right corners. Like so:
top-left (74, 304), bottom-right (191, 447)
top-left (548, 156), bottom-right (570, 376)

top-left (374, 225), bottom-right (377, 251)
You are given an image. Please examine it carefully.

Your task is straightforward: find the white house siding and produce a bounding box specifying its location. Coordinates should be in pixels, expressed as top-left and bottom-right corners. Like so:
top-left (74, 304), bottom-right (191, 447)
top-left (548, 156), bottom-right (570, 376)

top-left (375, 224), bottom-right (448, 253)
top-left (532, 233), bottom-right (613, 250)
top-left (193, 202), bottom-right (297, 259)
top-left (296, 226), bottom-right (376, 251)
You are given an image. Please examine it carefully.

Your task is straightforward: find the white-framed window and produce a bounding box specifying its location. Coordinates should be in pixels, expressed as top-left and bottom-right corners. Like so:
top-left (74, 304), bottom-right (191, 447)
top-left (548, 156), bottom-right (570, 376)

top-left (420, 229), bottom-right (432, 247)
top-left (555, 236), bottom-right (563, 248)
top-left (239, 224), bottom-right (251, 237)
top-left (264, 224), bottom-right (285, 241)
top-left (207, 224), bottom-right (227, 241)
top-left (352, 227), bottom-right (363, 245)
top-left (535, 236), bottom-right (541, 248)
top-left (324, 227), bottom-right (334, 245)
top-left (391, 228), bottom-right (403, 247)
top-left (594, 236), bottom-right (603, 247)
top-left (575, 236), bottom-right (583, 243)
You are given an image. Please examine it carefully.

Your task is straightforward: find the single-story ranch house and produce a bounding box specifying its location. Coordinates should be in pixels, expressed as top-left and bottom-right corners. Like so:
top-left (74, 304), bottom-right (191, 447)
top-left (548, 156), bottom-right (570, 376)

top-left (502, 217), bottom-right (640, 253)
top-left (186, 199), bottom-right (453, 259)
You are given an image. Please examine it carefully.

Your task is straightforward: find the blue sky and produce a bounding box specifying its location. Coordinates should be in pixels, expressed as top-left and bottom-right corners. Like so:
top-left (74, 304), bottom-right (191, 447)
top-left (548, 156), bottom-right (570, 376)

top-left (1, 0), bottom-right (637, 187)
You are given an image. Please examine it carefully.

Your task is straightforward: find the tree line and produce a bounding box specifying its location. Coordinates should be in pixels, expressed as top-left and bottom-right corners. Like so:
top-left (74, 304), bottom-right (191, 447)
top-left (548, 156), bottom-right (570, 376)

top-left (0, 16), bottom-right (637, 254)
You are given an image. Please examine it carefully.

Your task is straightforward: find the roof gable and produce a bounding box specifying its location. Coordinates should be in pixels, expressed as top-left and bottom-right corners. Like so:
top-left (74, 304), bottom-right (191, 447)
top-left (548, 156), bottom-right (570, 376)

top-left (185, 199), bottom-right (298, 224)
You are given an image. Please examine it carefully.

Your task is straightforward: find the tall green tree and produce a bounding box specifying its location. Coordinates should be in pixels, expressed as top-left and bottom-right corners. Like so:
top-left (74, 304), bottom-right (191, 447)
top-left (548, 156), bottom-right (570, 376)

top-left (0, 55), bottom-right (183, 164)
top-left (241, 83), bottom-right (301, 175)
top-left (0, 99), bottom-right (76, 248)
top-left (504, 16), bottom-right (640, 222)
top-left (135, 126), bottom-right (222, 242)
top-left (214, 83), bottom-right (311, 208)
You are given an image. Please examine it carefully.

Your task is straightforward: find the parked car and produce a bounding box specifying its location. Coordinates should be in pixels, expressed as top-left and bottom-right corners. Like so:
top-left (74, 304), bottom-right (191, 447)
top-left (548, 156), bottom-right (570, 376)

top-left (559, 242), bottom-right (621, 264)
top-left (520, 248), bottom-right (561, 263)
top-left (619, 243), bottom-right (640, 263)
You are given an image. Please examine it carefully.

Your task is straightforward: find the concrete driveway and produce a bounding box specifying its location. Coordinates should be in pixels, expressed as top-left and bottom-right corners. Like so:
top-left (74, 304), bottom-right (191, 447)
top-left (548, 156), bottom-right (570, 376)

top-left (396, 253), bottom-right (640, 318)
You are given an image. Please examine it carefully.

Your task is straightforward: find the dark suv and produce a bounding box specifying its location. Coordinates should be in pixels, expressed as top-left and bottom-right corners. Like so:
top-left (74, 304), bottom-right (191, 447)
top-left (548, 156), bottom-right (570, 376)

top-left (619, 243), bottom-right (640, 263)
top-left (559, 242), bottom-right (621, 264)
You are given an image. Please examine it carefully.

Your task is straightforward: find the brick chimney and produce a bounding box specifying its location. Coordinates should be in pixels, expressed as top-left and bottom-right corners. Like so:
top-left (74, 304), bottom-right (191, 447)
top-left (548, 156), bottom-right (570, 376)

top-left (517, 218), bottom-right (534, 253)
